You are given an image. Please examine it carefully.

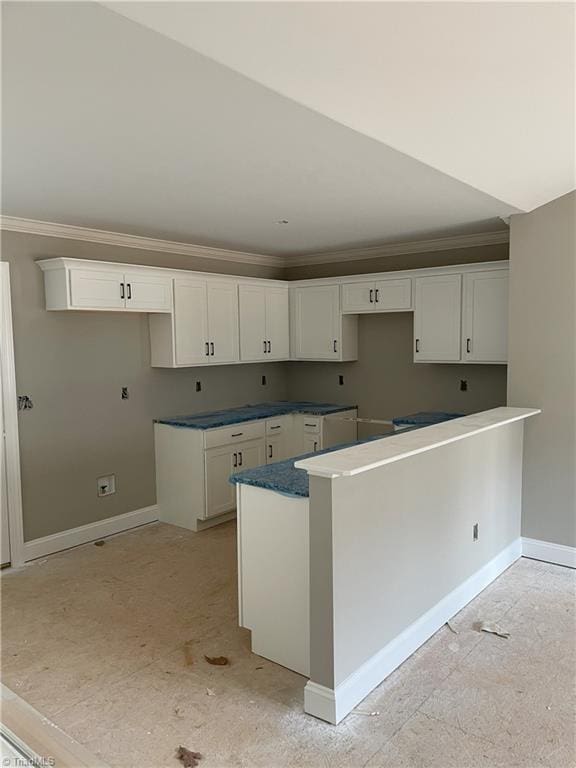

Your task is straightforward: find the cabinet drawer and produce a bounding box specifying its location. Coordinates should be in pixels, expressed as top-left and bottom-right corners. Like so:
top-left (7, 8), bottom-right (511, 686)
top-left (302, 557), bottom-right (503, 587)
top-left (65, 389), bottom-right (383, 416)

top-left (266, 415), bottom-right (291, 435)
top-left (302, 417), bottom-right (321, 434)
top-left (204, 420), bottom-right (265, 449)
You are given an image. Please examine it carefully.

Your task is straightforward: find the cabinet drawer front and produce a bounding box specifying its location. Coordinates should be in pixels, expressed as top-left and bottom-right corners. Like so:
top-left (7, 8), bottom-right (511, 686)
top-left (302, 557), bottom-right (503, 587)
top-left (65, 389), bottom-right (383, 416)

top-left (374, 279), bottom-right (412, 310)
top-left (204, 420), bottom-right (265, 449)
top-left (265, 415), bottom-right (291, 435)
top-left (302, 417), bottom-right (321, 434)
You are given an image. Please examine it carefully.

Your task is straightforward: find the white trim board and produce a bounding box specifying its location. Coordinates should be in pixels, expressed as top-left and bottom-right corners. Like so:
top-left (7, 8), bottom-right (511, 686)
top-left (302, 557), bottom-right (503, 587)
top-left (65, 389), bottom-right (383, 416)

top-left (522, 537), bottom-right (576, 569)
top-left (0, 263), bottom-right (25, 568)
top-left (1, 216), bottom-right (509, 269)
top-left (305, 538), bottom-right (522, 724)
top-left (22, 505), bottom-right (159, 562)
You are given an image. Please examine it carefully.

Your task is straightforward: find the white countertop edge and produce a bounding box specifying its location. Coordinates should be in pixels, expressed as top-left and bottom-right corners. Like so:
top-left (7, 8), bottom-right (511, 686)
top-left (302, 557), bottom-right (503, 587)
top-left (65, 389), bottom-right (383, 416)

top-left (294, 407), bottom-right (541, 478)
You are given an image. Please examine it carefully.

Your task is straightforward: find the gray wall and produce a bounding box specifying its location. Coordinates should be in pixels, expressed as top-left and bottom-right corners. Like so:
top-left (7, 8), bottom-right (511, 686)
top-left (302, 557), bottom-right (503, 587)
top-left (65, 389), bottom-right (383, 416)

top-left (1, 232), bottom-right (287, 541)
top-left (2, 232), bottom-right (509, 541)
top-left (286, 312), bottom-right (507, 438)
top-left (507, 192), bottom-right (576, 548)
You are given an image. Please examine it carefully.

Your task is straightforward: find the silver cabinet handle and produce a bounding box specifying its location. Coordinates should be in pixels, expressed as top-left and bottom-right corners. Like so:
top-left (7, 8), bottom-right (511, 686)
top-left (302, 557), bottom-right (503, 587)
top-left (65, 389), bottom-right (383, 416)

top-left (210, 342), bottom-right (215, 356)
top-left (127, 283), bottom-right (132, 300)
top-left (466, 338), bottom-right (471, 354)
top-left (205, 342), bottom-right (210, 356)
top-left (375, 288), bottom-right (379, 303)
top-left (268, 444), bottom-right (273, 458)
top-left (333, 339), bottom-right (338, 353)
top-left (233, 452), bottom-right (237, 468)
top-left (369, 289), bottom-right (374, 304)
top-left (238, 451), bottom-right (243, 467)
top-left (120, 282), bottom-right (125, 299)
top-left (415, 338), bottom-right (420, 353)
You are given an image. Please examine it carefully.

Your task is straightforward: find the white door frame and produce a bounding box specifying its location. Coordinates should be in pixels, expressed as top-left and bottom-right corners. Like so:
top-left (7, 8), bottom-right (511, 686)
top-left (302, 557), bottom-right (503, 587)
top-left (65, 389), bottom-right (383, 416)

top-left (0, 262), bottom-right (24, 567)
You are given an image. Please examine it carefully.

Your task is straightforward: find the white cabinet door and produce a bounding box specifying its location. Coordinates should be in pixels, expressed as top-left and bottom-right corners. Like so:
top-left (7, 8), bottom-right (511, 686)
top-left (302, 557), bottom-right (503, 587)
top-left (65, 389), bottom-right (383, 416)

top-left (266, 433), bottom-right (289, 464)
top-left (292, 285), bottom-right (340, 360)
top-left (239, 285), bottom-right (267, 361)
top-left (236, 439), bottom-right (266, 472)
top-left (207, 282), bottom-right (239, 363)
top-left (69, 269), bottom-right (125, 309)
top-left (205, 445), bottom-right (236, 518)
top-left (414, 274), bottom-right (462, 362)
top-left (266, 286), bottom-right (289, 360)
top-left (124, 272), bottom-right (172, 312)
top-left (341, 282), bottom-right (375, 313)
top-left (463, 271), bottom-right (508, 363)
top-left (373, 278), bottom-right (412, 311)
top-left (174, 280), bottom-right (210, 365)
top-left (302, 434), bottom-right (321, 454)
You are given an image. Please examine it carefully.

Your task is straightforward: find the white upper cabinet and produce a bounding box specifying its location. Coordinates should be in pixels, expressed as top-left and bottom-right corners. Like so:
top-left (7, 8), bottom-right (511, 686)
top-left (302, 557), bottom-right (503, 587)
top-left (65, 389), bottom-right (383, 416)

top-left (414, 274), bottom-right (462, 362)
top-left (341, 278), bottom-right (412, 313)
top-left (39, 260), bottom-right (172, 312)
top-left (462, 270), bottom-right (508, 363)
top-left (207, 282), bottom-right (240, 363)
top-left (173, 280), bottom-right (209, 365)
top-left (239, 284), bottom-right (289, 361)
top-left (290, 285), bottom-right (358, 361)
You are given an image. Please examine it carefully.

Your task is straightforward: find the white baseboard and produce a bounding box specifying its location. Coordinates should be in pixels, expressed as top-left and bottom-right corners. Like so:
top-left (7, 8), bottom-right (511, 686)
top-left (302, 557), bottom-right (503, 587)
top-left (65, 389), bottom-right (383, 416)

top-left (22, 505), bottom-right (159, 562)
top-left (522, 537), bottom-right (576, 569)
top-left (304, 538), bottom-right (522, 725)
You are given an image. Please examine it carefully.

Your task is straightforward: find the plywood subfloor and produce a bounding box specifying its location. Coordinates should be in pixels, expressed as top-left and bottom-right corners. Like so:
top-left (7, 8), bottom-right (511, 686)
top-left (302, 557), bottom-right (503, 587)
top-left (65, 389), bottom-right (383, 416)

top-left (1, 522), bottom-right (574, 768)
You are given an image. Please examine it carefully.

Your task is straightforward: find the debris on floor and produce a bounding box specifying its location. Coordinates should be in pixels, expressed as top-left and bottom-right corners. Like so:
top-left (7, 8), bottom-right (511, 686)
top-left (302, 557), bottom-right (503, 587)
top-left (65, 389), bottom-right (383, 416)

top-left (478, 621), bottom-right (510, 639)
top-left (206, 688), bottom-right (216, 696)
top-left (175, 746), bottom-right (202, 767)
top-left (446, 621), bottom-right (459, 634)
top-left (204, 655), bottom-right (229, 666)
top-left (94, 540), bottom-right (105, 547)
top-left (183, 641), bottom-right (194, 666)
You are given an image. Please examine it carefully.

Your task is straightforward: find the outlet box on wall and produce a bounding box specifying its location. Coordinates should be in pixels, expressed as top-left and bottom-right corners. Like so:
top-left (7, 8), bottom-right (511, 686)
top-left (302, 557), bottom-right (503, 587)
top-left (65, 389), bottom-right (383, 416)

top-left (97, 474), bottom-right (116, 497)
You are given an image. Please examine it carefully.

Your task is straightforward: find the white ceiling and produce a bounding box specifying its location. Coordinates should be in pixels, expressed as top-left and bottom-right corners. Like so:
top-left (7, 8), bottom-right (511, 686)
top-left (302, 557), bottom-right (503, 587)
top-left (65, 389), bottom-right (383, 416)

top-left (4, 3), bottom-right (569, 257)
top-left (106, 1), bottom-right (576, 212)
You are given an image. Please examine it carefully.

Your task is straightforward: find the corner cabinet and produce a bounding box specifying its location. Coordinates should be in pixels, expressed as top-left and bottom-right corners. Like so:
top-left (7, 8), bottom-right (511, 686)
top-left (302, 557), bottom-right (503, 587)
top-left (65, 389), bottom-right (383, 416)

top-left (290, 285), bottom-right (358, 361)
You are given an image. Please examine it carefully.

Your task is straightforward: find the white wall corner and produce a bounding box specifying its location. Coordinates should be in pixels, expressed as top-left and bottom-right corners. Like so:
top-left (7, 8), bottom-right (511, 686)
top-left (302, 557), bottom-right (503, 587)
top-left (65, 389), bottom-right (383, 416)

top-left (522, 537), bottom-right (576, 569)
top-left (22, 505), bottom-right (159, 562)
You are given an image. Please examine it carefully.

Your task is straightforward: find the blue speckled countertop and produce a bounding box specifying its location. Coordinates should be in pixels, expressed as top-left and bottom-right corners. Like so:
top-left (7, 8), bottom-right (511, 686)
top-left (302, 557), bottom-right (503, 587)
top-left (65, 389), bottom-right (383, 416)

top-left (392, 411), bottom-right (463, 426)
top-left (230, 431), bottom-right (419, 499)
top-left (156, 401), bottom-right (357, 430)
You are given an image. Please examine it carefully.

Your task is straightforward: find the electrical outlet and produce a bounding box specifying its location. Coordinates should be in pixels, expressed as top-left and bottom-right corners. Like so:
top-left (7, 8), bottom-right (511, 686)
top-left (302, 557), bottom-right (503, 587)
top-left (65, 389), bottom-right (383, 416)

top-left (121, 387), bottom-right (129, 400)
top-left (473, 522), bottom-right (479, 541)
top-left (196, 381), bottom-right (202, 392)
top-left (338, 375), bottom-right (344, 386)
top-left (460, 379), bottom-right (468, 392)
top-left (97, 474), bottom-right (116, 497)
top-left (261, 375), bottom-right (267, 386)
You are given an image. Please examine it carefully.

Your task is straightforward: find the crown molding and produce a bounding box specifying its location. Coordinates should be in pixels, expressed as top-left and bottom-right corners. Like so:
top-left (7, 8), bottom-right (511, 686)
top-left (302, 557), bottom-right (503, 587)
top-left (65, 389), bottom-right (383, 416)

top-left (0, 216), bottom-right (285, 269)
top-left (286, 230), bottom-right (510, 268)
top-left (0, 216), bottom-right (509, 270)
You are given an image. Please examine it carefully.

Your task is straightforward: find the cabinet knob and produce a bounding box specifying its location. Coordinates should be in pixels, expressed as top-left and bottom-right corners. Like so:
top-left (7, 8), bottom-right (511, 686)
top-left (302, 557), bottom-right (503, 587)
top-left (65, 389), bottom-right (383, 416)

top-left (233, 452), bottom-right (238, 468)
top-left (127, 283), bottom-right (132, 300)
top-left (263, 340), bottom-right (267, 353)
top-left (205, 342), bottom-right (210, 356)
top-left (333, 340), bottom-right (338, 353)
top-left (369, 289), bottom-right (374, 304)
top-left (375, 288), bottom-right (379, 303)
top-left (415, 338), bottom-right (420, 353)
top-left (466, 338), bottom-right (471, 354)
top-left (210, 342), bottom-right (215, 356)
top-left (267, 341), bottom-right (271, 353)
top-left (120, 283), bottom-right (125, 300)
top-left (238, 451), bottom-right (243, 467)
top-left (268, 445), bottom-right (273, 458)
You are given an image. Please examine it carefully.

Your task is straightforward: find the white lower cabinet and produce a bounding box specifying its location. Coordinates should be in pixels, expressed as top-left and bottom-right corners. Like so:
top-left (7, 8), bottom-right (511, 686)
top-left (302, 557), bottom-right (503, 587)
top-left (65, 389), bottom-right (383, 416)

top-left (462, 270), bottom-right (508, 363)
top-left (414, 274), bottom-right (462, 362)
top-left (205, 438), bottom-right (266, 519)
